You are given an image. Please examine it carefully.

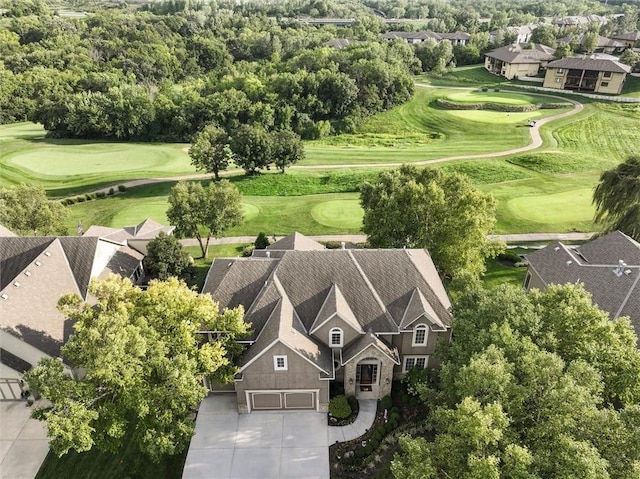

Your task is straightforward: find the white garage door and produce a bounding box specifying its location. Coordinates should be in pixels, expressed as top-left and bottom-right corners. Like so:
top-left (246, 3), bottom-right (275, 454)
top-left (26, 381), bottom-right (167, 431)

top-left (250, 391), bottom-right (316, 411)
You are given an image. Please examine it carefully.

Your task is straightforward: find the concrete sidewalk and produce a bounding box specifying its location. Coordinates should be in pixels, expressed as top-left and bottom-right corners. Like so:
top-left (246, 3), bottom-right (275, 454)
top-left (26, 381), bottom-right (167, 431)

top-left (0, 400), bottom-right (49, 479)
top-left (327, 400), bottom-right (377, 444)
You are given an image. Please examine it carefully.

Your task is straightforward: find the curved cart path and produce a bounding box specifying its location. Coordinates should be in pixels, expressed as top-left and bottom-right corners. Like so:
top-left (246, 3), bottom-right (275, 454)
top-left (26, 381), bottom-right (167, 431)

top-left (78, 86), bottom-right (584, 197)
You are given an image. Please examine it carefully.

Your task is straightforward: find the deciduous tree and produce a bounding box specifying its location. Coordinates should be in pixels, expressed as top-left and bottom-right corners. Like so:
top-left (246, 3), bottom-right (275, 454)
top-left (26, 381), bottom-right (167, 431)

top-left (270, 129), bottom-right (305, 173)
top-left (360, 165), bottom-right (502, 281)
top-left (167, 181), bottom-right (243, 258)
top-left (143, 231), bottom-right (194, 281)
top-left (0, 184), bottom-right (68, 235)
top-left (25, 276), bottom-right (248, 459)
top-left (230, 124), bottom-right (272, 175)
top-left (593, 156), bottom-right (640, 241)
top-left (189, 124), bottom-right (233, 180)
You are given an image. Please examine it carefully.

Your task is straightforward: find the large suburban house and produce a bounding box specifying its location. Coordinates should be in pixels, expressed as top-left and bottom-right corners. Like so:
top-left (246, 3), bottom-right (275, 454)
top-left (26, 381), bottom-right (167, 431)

top-left (0, 219), bottom-right (172, 379)
top-left (202, 233), bottom-right (452, 413)
top-left (525, 231), bottom-right (640, 340)
top-left (543, 56), bottom-right (631, 94)
top-left (611, 31), bottom-right (640, 49)
top-left (484, 43), bottom-right (556, 79)
top-left (489, 25), bottom-right (537, 45)
top-left (381, 30), bottom-right (471, 46)
top-left (557, 34), bottom-right (626, 54)
top-left (553, 15), bottom-right (609, 29)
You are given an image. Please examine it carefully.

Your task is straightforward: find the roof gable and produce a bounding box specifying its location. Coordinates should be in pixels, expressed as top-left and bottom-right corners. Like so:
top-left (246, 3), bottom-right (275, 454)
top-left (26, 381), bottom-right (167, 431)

top-left (400, 288), bottom-right (445, 329)
top-left (267, 232), bottom-right (325, 251)
top-left (309, 283), bottom-right (363, 334)
top-left (342, 330), bottom-right (400, 365)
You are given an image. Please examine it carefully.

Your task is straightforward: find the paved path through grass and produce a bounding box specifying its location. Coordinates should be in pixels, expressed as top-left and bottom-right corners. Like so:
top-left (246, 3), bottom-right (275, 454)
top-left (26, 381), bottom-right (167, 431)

top-left (75, 86), bottom-right (585, 199)
top-left (179, 232), bottom-right (595, 248)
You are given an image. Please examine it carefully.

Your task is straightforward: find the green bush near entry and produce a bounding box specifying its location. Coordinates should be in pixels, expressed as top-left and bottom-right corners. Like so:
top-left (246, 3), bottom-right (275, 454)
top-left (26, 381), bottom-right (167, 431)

top-left (329, 395), bottom-right (352, 419)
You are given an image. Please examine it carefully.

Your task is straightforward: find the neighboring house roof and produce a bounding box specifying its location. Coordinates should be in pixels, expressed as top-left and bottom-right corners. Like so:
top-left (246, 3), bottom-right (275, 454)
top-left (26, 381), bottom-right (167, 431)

top-left (485, 43), bottom-right (555, 64)
top-left (0, 224), bottom-right (16, 237)
top-left (612, 31), bottom-right (640, 42)
top-left (527, 231), bottom-right (640, 335)
top-left (323, 38), bottom-right (361, 48)
top-left (546, 56), bottom-right (631, 73)
top-left (0, 236), bottom-right (143, 359)
top-left (267, 232), bottom-right (325, 251)
top-left (558, 34), bottom-right (625, 49)
top-left (490, 25), bottom-right (536, 37)
top-left (381, 31), bottom-right (470, 42)
top-left (554, 15), bottom-right (608, 27)
top-left (84, 218), bottom-right (174, 244)
top-left (203, 233), bottom-right (452, 374)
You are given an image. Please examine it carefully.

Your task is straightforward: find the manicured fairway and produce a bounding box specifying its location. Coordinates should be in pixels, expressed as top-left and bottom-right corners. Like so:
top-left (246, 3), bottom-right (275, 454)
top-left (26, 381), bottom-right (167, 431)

top-left (0, 123), bottom-right (194, 194)
top-left (444, 91), bottom-right (541, 105)
top-left (507, 188), bottom-right (595, 225)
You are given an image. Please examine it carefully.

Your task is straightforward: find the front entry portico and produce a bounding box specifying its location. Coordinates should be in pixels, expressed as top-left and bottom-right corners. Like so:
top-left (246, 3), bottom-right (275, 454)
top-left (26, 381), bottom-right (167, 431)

top-left (342, 334), bottom-right (399, 400)
top-left (355, 358), bottom-right (380, 399)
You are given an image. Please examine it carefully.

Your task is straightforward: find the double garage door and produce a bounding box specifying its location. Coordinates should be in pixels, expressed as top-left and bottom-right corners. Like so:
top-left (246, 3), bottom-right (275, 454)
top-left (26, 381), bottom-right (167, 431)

top-left (250, 390), bottom-right (316, 411)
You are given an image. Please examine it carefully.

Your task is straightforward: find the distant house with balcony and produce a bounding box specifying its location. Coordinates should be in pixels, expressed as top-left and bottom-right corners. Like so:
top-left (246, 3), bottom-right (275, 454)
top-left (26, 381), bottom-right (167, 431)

top-left (489, 25), bottom-right (537, 45)
top-left (543, 56), bottom-right (631, 94)
top-left (553, 15), bottom-right (608, 29)
top-left (557, 34), bottom-right (626, 54)
top-left (611, 31), bottom-right (640, 48)
top-left (484, 43), bottom-right (555, 79)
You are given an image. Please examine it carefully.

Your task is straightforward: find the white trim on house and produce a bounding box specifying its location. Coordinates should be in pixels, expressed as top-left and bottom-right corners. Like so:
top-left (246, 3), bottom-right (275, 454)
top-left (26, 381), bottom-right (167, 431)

top-left (411, 323), bottom-right (428, 347)
top-left (273, 355), bottom-right (288, 371)
top-left (343, 342), bottom-right (401, 366)
top-left (329, 327), bottom-right (343, 347)
top-left (239, 339), bottom-right (331, 375)
top-left (403, 355), bottom-right (430, 372)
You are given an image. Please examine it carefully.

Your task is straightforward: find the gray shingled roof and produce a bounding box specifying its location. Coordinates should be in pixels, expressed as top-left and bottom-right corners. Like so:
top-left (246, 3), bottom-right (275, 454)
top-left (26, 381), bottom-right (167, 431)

top-left (485, 43), bottom-right (555, 64)
top-left (546, 56), bottom-right (631, 73)
top-left (84, 218), bottom-right (174, 244)
top-left (558, 34), bottom-right (625, 49)
top-left (204, 234), bottom-right (452, 366)
top-left (527, 232), bottom-right (640, 339)
top-left (267, 232), bottom-right (325, 251)
top-left (612, 31), bottom-right (640, 42)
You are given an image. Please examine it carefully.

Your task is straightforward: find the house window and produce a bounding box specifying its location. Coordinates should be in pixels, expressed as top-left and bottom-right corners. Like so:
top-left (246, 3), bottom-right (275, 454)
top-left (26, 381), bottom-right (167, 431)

top-left (329, 327), bottom-right (343, 347)
top-left (603, 71), bottom-right (612, 78)
top-left (412, 324), bottom-right (428, 346)
top-left (554, 77), bottom-right (562, 83)
top-left (601, 81), bottom-right (609, 87)
top-left (524, 272), bottom-right (532, 289)
top-left (274, 355), bottom-right (288, 371)
top-left (404, 356), bottom-right (429, 372)
top-left (556, 68), bottom-right (564, 74)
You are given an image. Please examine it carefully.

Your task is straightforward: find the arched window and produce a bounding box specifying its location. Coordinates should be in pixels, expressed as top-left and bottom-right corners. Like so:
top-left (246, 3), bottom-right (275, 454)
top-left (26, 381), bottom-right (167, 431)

top-left (412, 323), bottom-right (428, 346)
top-left (329, 327), bottom-right (343, 347)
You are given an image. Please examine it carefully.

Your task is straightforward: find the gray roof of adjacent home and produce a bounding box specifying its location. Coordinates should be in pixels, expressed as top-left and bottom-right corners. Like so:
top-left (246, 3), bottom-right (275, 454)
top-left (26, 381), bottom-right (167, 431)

top-left (381, 31), bottom-right (470, 42)
top-left (485, 43), bottom-right (555, 64)
top-left (203, 232), bottom-right (452, 368)
top-left (323, 38), bottom-right (363, 48)
top-left (0, 236), bottom-right (143, 359)
top-left (267, 232), bottom-right (325, 251)
top-left (546, 56), bottom-right (631, 73)
top-left (84, 218), bottom-right (174, 244)
top-left (527, 231), bottom-right (640, 337)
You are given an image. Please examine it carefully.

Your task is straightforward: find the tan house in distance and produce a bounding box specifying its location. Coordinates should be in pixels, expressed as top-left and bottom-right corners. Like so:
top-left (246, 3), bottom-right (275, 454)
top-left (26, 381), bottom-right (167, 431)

top-left (484, 43), bottom-right (555, 79)
top-left (202, 233), bottom-right (452, 413)
top-left (543, 56), bottom-right (631, 94)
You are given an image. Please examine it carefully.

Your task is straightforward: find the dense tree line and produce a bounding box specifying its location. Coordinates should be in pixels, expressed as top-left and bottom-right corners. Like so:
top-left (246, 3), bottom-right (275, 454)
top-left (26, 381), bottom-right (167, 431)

top-left (0, 2), bottom-right (414, 141)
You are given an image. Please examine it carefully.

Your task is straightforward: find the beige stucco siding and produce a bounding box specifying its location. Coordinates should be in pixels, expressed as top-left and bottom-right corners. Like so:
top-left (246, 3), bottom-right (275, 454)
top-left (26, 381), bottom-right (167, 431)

top-left (312, 316), bottom-right (362, 348)
top-left (544, 67), bottom-right (627, 94)
top-left (524, 266), bottom-right (546, 291)
top-left (235, 342), bottom-right (329, 413)
top-left (504, 62), bottom-right (541, 79)
top-left (392, 328), bottom-right (442, 356)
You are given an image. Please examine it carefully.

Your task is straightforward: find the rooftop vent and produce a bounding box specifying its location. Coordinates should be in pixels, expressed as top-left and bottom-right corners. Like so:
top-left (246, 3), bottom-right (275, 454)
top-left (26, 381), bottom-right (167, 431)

top-left (44, 251), bottom-right (51, 257)
top-left (566, 260), bottom-right (572, 265)
top-left (624, 269), bottom-right (632, 275)
top-left (266, 251), bottom-right (271, 258)
top-left (1, 294), bottom-right (8, 300)
top-left (613, 259), bottom-right (627, 277)
top-left (14, 282), bottom-right (20, 287)
top-left (35, 261), bottom-right (41, 266)
top-left (24, 271), bottom-right (31, 277)
top-left (341, 242), bottom-right (346, 250)
top-left (554, 246), bottom-right (560, 251)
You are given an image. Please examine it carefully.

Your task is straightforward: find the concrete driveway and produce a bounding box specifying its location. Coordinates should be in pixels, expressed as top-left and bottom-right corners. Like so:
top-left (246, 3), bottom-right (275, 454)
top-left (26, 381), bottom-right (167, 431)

top-left (182, 394), bottom-right (329, 479)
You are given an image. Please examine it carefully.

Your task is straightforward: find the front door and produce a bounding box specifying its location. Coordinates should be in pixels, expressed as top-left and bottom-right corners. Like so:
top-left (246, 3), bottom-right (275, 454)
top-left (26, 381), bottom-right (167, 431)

top-left (355, 359), bottom-right (380, 398)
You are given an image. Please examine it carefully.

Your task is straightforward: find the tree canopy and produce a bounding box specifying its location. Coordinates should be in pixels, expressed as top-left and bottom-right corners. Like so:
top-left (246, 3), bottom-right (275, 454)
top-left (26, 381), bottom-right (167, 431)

top-left (25, 276), bottom-right (248, 459)
top-left (392, 284), bottom-right (640, 479)
top-left (0, 184), bottom-right (69, 236)
top-left (142, 232), bottom-right (194, 282)
top-left (593, 156), bottom-right (640, 241)
top-left (189, 125), bottom-right (233, 180)
top-left (167, 180), bottom-right (244, 258)
top-left (360, 165), bottom-right (502, 282)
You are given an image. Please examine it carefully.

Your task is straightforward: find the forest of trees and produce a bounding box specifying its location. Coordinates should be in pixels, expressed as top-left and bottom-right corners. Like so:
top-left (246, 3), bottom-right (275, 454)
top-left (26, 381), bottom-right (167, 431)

top-left (2, 0), bottom-right (638, 143)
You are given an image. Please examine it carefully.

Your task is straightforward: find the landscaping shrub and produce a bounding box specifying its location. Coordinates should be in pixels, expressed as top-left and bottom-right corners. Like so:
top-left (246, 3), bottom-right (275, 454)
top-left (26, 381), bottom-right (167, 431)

top-left (380, 395), bottom-right (393, 410)
top-left (241, 245), bottom-right (255, 257)
top-left (355, 448), bottom-right (365, 458)
top-left (323, 240), bottom-right (343, 249)
top-left (76, 196), bottom-right (85, 203)
top-left (108, 187), bottom-right (115, 195)
top-left (254, 232), bottom-right (271, 249)
top-left (118, 185), bottom-right (127, 192)
top-left (329, 395), bottom-right (352, 419)
top-left (364, 444), bottom-right (373, 455)
top-left (85, 193), bottom-right (94, 201)
top-left (96, 191), bottom-right (107, 199)
top-left (347, 395), bottom-right (358, 412)
top-left (498, 250), bottom-right (522, 264)
top-left (371, 439), bottom-right (379, 449)
top-left (403, 368), bottom-right (428, 396)
top-left (61, 198), bottom-right (75, 206)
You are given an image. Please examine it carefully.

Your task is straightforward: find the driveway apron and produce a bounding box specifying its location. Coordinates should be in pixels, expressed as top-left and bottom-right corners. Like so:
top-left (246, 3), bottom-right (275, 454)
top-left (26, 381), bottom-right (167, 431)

top-left (182, 395), bottom-right (330, 479)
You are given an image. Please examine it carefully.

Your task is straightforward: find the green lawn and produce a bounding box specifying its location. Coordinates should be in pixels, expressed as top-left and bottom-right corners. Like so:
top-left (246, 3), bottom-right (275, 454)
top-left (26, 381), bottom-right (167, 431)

top-left (444, 90), bottom-right (542, 105)
top-left (0, 123), bottom-right (194, 195)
